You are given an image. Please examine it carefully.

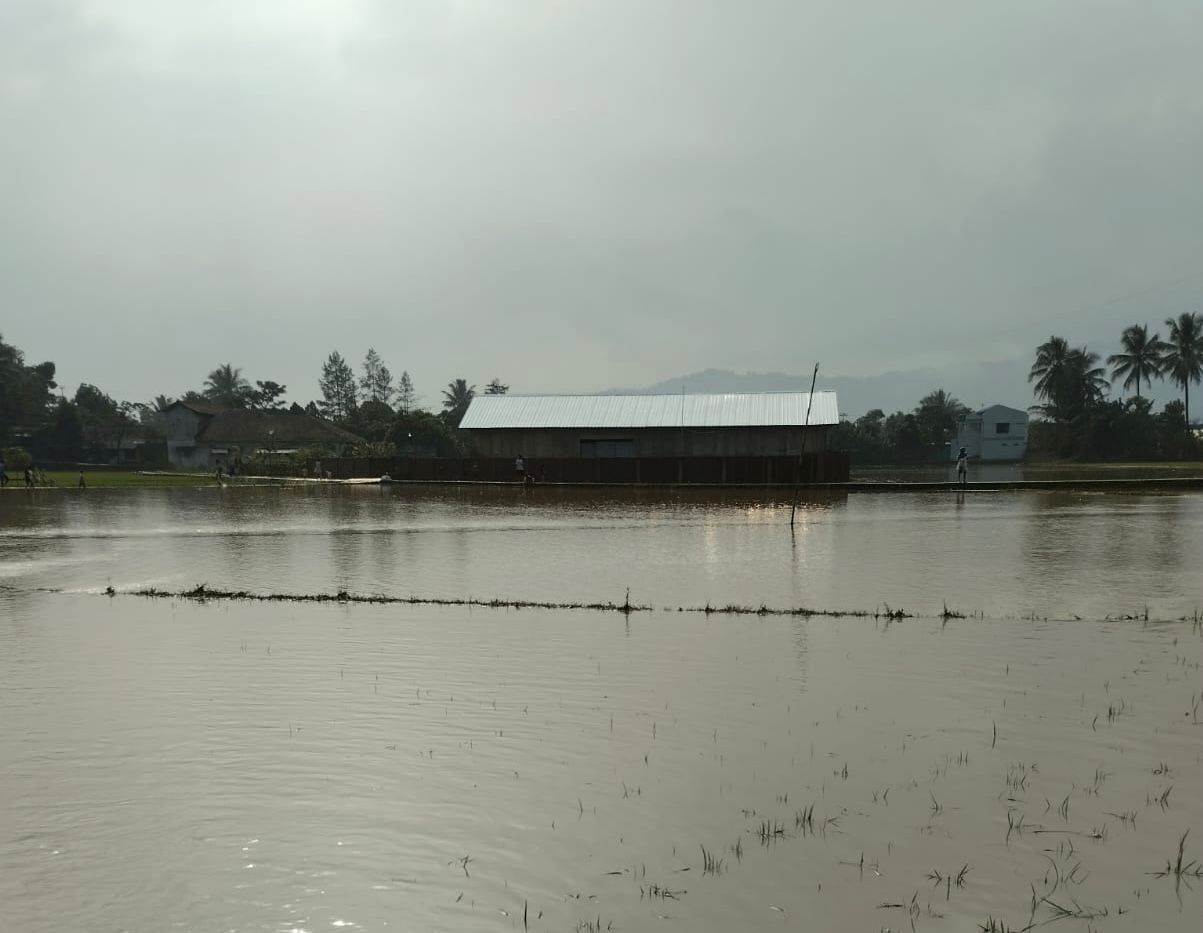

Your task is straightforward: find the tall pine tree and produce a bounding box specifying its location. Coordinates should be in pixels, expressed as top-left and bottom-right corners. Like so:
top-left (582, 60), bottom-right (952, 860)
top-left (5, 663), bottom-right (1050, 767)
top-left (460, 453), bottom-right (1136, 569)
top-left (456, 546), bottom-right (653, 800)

top-left (318, 351), bottom-right (358, 422)
top-left (359, 348), bottom-right (394, 406)
top-left (396, 371), bottom-right (416, 414)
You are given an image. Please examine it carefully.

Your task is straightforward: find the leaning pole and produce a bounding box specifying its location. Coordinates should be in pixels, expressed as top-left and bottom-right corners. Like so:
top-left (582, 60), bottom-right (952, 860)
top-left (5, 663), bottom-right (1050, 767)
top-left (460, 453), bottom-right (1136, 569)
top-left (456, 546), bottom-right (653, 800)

top-left (789, 363), bottom-right (821, 528)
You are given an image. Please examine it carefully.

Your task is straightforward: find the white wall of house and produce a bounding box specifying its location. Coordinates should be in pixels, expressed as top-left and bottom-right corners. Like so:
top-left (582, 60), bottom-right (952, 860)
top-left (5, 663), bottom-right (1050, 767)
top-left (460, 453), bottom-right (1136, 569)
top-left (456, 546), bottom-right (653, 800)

top-left (164, 407), bottom-right (212, 469)
top-left (954, 405), bottom-right (1028, 461)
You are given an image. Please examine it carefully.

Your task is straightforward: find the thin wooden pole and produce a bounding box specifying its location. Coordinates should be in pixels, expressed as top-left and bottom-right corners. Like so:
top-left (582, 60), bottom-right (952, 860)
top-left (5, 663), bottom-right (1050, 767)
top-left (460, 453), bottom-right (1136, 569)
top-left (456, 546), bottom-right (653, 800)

top-left (790, 363), bottom-right (820, 527)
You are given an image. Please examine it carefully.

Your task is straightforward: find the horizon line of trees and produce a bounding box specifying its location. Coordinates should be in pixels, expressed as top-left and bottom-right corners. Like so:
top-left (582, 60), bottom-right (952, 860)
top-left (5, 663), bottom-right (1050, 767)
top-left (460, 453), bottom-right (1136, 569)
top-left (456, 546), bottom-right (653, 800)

top-left (2, 332), bottom-right (510, 463)
top-left (1027, 313), bottom-right (1202, 460)
top-left (7, 316), bottom-right (1202, 467)
top-left (832, 389), bottom-right (971, 464)
top-left (834, 314), bottom-right (1203, 464)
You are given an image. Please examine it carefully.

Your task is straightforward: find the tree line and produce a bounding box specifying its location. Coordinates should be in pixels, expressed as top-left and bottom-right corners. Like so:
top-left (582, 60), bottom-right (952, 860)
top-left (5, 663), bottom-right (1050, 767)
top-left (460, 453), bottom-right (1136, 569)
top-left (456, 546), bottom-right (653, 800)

top-left (1, 332), bottom-right (507, 463)
top-left (832, 389), bottom-right (971, 464)
top-left (1026, 313), bottom-right (1202, 460)
top-left (833, 313), bottom-right (1203, 464)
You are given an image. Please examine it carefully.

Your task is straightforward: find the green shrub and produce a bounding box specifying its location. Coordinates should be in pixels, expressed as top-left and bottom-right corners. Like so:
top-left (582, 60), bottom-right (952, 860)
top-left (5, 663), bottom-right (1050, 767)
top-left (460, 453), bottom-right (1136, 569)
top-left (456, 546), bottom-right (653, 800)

top-left (2, 446), bottom-right (32, 470)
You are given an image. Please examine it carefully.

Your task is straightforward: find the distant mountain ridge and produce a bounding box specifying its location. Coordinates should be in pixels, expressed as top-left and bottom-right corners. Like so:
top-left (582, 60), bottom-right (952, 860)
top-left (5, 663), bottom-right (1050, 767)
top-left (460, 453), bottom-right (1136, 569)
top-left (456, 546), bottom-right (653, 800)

top-left (602, 364), bottom-right (1039, 420)
top-left (605, 362), bottom-right (1186, 419)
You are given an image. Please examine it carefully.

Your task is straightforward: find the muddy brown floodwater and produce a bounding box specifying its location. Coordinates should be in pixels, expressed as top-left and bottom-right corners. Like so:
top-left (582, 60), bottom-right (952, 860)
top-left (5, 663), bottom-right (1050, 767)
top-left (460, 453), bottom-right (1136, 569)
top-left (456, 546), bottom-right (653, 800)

top-left (2, 485), bottom-right (1202, 932)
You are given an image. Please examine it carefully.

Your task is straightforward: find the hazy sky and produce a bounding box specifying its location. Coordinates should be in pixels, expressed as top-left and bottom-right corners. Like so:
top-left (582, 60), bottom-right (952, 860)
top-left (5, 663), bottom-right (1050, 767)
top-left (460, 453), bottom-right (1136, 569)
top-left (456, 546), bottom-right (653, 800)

top-left (4, 1), bottom-right (1203, 406)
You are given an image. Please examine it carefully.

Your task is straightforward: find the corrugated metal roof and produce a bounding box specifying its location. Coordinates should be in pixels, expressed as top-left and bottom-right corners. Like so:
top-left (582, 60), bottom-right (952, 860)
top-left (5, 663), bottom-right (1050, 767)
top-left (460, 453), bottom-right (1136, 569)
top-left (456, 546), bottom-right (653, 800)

top-left (459, 392), bottom-right (840, 430)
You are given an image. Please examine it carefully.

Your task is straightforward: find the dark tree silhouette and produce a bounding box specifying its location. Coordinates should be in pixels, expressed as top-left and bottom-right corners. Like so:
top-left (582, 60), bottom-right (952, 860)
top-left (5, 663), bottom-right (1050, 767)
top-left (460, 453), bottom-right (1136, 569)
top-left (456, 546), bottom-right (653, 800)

top-left (1162, 312), bottom-right (1203, 424)
top-left (441, 378), bottom-right (476, 426)
top-left (1107, 324), bottom-right (1166, 400)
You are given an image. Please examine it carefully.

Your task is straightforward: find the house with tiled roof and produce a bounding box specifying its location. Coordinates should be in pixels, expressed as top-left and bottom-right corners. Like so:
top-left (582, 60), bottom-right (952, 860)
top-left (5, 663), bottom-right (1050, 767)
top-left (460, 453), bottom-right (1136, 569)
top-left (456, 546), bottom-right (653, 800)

top-left (163, 400), bottom-right (363, 470)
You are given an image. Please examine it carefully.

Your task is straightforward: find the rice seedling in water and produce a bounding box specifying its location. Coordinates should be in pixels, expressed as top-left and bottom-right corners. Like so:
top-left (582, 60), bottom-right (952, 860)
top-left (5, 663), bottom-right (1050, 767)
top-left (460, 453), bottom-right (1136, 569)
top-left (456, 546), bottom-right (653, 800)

top-left (1005, 809), bottom-right (1026, 843)
top-left (640, 883), bottom-right (685, 900)
top-left (1104, 808), bottom-right (1137, 827)
top-left (1039, 897), bottom-right (1108, 922)
top-left (927, 864), bottom-right (970, 900)
top-left (1151, 829), bottom-right (1203, 882)
top-left (876, 891), bottom-right (921, 929)
top-left (756, 819), bottom-right (786, 844)
top-left (700, 845), bottom-right (725, 875)
top-left (1004, 763), bottom-right (1030, 793)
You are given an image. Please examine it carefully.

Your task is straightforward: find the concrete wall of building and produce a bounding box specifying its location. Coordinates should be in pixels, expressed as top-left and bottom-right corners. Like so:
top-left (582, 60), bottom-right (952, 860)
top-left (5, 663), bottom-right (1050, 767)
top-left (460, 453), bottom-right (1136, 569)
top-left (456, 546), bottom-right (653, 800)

top-left (955, 405), bottom-right (1028, 461)
top-left (463, 425), bottom-right (831, 459)
top-left (164, 407), bottom-right (211, 469)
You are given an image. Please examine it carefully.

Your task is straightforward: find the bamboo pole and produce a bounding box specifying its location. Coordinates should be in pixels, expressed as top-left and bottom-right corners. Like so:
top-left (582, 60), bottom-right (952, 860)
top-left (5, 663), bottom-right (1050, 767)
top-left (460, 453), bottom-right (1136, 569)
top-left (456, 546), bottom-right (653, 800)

top-left (789, 363), bottom-right (820, 527)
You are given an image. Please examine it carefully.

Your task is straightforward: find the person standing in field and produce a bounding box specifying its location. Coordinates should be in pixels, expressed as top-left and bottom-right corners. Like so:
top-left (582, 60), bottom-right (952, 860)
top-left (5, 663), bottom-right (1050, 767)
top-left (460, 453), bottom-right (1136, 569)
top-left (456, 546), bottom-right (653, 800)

top-left (0, 456), bottom-right (8, 486)
top-left (955, 446), bottom-right (968, 488)
top-left (78, 470), bottom-right (87, 489)
top-left (24, 465), bottom-right (34, 488)
top-left (514, 455), bottom-right (525, 482)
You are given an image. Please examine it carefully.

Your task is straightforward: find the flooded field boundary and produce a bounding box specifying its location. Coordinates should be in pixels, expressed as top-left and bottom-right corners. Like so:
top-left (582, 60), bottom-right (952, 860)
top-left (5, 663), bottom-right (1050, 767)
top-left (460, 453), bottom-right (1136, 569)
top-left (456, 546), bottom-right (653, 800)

top-left (6, 474), bottom-right (1203, 494)
top-left (54, 584), bottom-right (1200, 625)
top-left (262, 475), bottom-right (1203, 493)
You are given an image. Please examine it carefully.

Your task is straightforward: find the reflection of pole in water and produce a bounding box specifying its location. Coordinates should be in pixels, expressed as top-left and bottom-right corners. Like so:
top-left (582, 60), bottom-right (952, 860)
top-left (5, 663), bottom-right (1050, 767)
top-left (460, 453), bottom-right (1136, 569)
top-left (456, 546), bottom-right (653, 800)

top-left (790, 363), bottom-right (820, 527)
top-left (790, 618), bottom-right (810, 695)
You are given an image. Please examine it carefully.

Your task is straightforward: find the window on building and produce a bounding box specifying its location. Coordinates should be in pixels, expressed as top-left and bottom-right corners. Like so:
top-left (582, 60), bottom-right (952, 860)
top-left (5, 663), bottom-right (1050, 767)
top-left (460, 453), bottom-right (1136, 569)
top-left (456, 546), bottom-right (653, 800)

top-left (580, 439), bottom-right (635, 458)
top-left (995, 423), bottom-right (1010, 434)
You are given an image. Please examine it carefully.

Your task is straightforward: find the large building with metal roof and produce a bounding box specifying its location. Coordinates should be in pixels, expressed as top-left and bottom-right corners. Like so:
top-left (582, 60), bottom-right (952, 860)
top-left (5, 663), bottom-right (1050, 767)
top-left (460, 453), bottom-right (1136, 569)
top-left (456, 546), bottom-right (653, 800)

top-left (459, 391), bottom-right (839, 460)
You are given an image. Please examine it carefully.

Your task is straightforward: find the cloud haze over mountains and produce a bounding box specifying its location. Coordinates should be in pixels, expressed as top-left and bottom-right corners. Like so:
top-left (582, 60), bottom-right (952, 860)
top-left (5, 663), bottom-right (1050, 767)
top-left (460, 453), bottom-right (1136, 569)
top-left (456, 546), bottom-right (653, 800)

top-left (3, 1), bottom-right (1202, 406)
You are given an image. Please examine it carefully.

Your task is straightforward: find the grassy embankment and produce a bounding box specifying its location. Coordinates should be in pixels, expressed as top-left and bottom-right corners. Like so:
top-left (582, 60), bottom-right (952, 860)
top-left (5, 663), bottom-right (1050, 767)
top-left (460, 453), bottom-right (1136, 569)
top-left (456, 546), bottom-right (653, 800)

top-left (21, 471), bottom-right (217, 489)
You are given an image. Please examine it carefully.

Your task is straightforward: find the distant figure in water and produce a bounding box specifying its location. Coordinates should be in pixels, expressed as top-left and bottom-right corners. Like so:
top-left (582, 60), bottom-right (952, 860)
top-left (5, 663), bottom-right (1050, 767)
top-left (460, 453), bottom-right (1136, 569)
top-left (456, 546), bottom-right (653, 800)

top-left (78, 470), bottom-right (87, 489)
top-left (514, 455), bottom-right (525, 482)
top-left (955, 447), bottom-right (968, 488)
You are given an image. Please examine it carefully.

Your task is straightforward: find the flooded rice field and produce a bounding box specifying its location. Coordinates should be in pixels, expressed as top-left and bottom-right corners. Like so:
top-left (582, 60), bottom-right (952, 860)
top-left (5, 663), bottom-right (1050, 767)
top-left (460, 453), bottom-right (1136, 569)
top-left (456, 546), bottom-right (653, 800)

top-left (2, 485), bottom-right (1202, 932)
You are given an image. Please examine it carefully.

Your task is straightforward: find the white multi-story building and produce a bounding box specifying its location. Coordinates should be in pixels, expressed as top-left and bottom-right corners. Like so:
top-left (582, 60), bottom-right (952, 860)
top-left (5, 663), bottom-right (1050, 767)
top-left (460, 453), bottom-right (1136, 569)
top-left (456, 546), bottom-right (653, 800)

top-left (953, 405), bottom-right (1028, 461)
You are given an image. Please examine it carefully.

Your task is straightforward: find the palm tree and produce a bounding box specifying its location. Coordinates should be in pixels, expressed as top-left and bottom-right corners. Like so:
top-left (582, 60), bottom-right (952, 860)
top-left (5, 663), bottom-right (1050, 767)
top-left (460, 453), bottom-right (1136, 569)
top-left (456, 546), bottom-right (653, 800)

top-left (151, 394), bottom-right (175, 412)
top-left (1029, 337), bottom-right (1108, 421)
top-left (914, 388), bottom-right (969, 448)
top-left (1067, 347), bottom-right (1109, 413)
top-left (1029, 337), bottom-right (1074, 419)
top-left (441, 378), bottom-right (476, 427)
top-left (1107, 324), bottom-right (1166, 400)
top-left (203, 363), bottom-right (251, 409)
top-left (1029, 336), bottom-right (1071, 405)
top-left (1163, 312), bottom-right (1203, 425)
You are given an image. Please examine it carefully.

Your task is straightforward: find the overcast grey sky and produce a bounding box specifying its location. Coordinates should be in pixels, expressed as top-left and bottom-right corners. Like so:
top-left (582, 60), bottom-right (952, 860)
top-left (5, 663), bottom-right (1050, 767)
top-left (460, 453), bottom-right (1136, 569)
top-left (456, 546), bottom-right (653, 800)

top-left (4, 0), bottom-right (1203, 406)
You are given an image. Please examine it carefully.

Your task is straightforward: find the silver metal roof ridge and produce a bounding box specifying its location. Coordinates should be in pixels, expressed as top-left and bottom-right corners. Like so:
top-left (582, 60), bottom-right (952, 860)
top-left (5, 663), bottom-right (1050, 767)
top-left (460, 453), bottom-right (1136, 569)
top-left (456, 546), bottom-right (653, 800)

top-left (459, 391), bottom-right (840, 430)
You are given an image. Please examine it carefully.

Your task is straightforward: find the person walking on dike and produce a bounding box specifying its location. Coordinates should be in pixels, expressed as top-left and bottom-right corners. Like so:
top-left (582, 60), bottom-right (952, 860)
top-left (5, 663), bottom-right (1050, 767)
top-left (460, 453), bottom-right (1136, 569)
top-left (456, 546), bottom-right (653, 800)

top-left (24, 465), bottom-right (35, 488)
top-left (515, 454), bottom-right (525, 482)
top-left (0, 456), bottom-right (8, 487)
top-left (78, 470), bottom-right (87, 490)
top-left (955, 446), bottom-right (968, 488)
